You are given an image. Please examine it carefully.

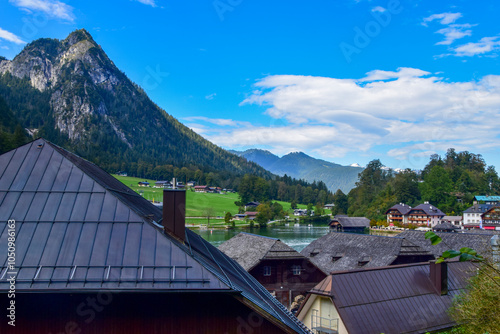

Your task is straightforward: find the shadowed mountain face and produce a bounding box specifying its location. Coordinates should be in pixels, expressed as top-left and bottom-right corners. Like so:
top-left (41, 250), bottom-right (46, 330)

top-left (0, 29), bottom-right (271, 178)
top-left (231, 149), bottom-right (363, 193)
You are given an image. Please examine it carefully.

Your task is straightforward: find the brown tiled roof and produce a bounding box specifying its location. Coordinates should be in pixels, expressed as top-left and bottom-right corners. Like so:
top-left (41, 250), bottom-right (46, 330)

top-left (306, 261), bottom-right (475, 334)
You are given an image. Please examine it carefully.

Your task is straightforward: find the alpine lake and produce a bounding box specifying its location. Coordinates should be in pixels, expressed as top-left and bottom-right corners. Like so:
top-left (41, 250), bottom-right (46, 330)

top-left (192, 224), bottom-right (400, 252)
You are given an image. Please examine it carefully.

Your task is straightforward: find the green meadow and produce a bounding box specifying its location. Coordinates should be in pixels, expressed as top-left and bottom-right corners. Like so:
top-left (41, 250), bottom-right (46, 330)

top-left (113, 175), bottom-right (307, 220)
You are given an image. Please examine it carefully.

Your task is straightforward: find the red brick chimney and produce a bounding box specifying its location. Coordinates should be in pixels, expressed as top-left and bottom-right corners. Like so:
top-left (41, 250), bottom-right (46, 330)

top-left (162, 189), bottom-right (186, 243)
top-left (429, 261), bottom-right (448, 295)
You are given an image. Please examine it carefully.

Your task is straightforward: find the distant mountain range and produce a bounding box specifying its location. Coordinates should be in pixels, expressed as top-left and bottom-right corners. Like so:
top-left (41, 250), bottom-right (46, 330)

top-left (230, 149), bottom-right (363, 193)
top-left (0, 29), bottom-right (271, 179)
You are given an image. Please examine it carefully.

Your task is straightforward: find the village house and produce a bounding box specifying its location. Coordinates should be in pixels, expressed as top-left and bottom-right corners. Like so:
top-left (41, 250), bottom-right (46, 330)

top-left (244, 211), bottom-right (258, 220)
top-left (463, 203), bottom-right (492, 228)
top-left (296, 261), bottom-right (475, 334)
top-left (154, 180), bottom-right (171, 188)
top-left (407, 202), bottom-right (445, 226)
top-left (245, 201), bottom-right (261, 211)
top-left (473, 195), bottom-right (500, 205)
top-left (219, 233), bottom-right (327, 310)
top-left (137, 181), bottom-right (149, 186)
top-left (329, 216), bottom-right (370, 232)
top-left (301, 233), bottom-right (434, 273)
top-left (481, 206), bottom-right (500, 230)
top-left (194, 185), bottom-right (209, 193)
top-left (0, 139), bottom-right (310, 334)
top-left (385, 203), bottom-right (412, 224)
top-left (441, 215), bottom-right (463, 227)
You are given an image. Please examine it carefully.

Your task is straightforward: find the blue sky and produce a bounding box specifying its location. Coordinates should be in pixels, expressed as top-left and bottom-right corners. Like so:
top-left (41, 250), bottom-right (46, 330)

top-left (1, 0), bottom-right (500, 170)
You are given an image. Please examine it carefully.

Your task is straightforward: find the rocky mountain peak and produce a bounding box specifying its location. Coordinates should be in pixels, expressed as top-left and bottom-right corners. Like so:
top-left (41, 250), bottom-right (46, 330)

top-left (63, 29), bottom-right (96, 47)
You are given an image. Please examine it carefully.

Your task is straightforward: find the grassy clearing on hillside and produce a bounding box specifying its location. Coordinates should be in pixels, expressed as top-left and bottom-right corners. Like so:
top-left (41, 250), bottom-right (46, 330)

top-left (113, 174), bottom-right (308, 218)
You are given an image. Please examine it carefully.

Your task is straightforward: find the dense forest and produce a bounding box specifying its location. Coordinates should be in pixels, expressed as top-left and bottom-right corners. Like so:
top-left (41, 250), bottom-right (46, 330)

top-left (331, 149), bottom-right (500, 221)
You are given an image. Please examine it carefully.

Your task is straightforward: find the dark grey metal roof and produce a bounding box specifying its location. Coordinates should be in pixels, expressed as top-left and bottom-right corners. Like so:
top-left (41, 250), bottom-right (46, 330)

top-left (409, 203), bottom-right (445, 217)
top-left (300, 232), bottom-right (432, 273)
top-left (0, 139), bottom-right (311, 334)
top-left (306, 261), bottom-right (475, 334)
top-left (218, 232), bottom-right (306, 271)
top-left (385, 203), bottom-right (412, 215)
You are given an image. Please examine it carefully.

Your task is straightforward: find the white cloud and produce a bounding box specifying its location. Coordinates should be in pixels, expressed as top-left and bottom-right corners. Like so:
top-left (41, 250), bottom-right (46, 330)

top-left (183, 116), bottom-right (251, 128)
top-left (134, 0), bottom-right (157, 7)
top-left (371, 6), bottom-right (386, 13)
top-left (435, 24), bottom-right (473, 45)
top-left (192, 68), bottom-right (500, 165)
top-left (423, 12), bottom-right (462, 26)
top-left (10, 0), bottom-right (75, 22)
top-left (453, 36), bottom-right (500, 57)
top-left (0, 27), bottom-right (26, 44)
top-left (205, 93), bottom-right (216, 100)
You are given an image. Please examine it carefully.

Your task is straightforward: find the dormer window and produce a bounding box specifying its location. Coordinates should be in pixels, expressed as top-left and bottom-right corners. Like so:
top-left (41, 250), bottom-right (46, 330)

top-left (310, 249), bottom-right (320, 257)
top-left (332, 252), bottom-right (344, 262)
top-left (358, 256), bottom-right (371, 266)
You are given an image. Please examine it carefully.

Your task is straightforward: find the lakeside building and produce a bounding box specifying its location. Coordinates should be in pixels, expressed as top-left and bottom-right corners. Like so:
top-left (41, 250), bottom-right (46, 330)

top-left (300, 233), bottom-right (434, 273)
top-left (0, 139), bottom-right (310, 334)
top-left (385, 202), bottom-right (445, 227)
top-left (385, 203), bottom-right (412, 224)
top-left (296, 261), bottom-right (475, 334)
top-left (329, 216), bottom-right (370, 232)
top-left (219, 233), bottom-right (327, 310)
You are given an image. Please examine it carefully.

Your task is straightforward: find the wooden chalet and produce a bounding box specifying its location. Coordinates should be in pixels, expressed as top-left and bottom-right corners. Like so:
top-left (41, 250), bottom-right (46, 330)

top-left (194, 185), bottom-right (209, 193)
top-left (0, 139), bottom-right (311, 334)
top-left (481, 206), bottom-right (500, 230)
top-left (329, 217), bottom-right (370, 232)
top-left (296, 261), bottom-right (475, 334)
top-left (301, 232), bottom-right (434, 273)
top-left (219, 233), bottom-right (327, 310)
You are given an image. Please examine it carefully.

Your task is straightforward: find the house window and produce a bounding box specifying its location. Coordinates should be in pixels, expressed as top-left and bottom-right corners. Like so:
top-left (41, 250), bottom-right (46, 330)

top-left (263, 266), bottom-right (272, 276)
top-left (292, 265), bottom-right (301, 275)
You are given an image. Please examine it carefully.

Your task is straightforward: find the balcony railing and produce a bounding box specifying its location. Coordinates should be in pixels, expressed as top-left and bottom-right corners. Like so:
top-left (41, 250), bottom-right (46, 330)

top-left (311, 313), bottom-right (338, 334)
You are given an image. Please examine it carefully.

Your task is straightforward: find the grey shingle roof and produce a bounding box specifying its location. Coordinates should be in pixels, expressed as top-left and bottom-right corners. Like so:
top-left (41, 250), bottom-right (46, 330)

top-left (433, 222), bottom-right (460, 231)
top-left (331, 217), bottom-right (370, 228)
top-left (300, 232), bottom-right (432, 273)
top-left (463, 203), bottom-right (493, 213)
top-left (0, 139), bottom-right (310, 334)
top-left (218, 232), bottom-right (305, 271)
top-left (303, 261), bottom-right (475, 334)
top-left (397, 230), bottom-right (494, 257)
